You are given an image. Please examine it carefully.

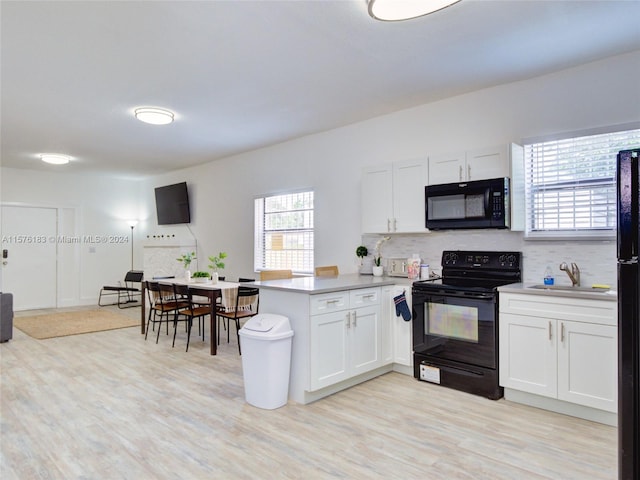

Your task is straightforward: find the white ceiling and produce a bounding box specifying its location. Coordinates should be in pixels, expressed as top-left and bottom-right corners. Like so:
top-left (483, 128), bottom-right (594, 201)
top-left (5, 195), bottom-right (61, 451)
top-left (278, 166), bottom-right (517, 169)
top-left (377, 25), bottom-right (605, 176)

top-left (2, 0), bottom-right (639, 179)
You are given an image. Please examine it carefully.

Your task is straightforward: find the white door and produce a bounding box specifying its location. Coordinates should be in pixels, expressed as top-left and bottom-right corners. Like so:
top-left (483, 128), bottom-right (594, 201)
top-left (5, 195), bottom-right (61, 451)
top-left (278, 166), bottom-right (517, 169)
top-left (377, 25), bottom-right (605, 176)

top-left (499, 313), bottom-right (557, 397)
top-left (1, 205), bottom-right (57, 310)
top-left (428, 151), bottom-right (466, 185)
top-left (466, 145), bottom-right (509, 181)
top-left (392, 158), bottom-right (429, 233)
top-left (557, 320), bottom-right (618, 412)
top-left (361, 165), bottom-right (393, 233)
top-left (392, 288), bottom-right (413, 367)
top-left (310, 311), bottom-right (349, 390)
top-left (349, 305), bottom-right (380, 375)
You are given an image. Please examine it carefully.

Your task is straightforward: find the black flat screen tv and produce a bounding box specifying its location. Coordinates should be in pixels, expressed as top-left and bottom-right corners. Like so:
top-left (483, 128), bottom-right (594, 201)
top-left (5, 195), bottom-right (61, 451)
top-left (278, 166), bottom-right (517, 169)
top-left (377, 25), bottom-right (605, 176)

top-left (154, 182), bottom-right (191, 225)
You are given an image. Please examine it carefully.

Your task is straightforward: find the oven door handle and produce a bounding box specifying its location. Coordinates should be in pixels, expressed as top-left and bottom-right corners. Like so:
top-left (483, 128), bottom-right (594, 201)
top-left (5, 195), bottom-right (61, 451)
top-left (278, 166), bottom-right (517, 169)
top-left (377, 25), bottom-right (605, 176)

top-left (417, 290), bottom-right (495, 300)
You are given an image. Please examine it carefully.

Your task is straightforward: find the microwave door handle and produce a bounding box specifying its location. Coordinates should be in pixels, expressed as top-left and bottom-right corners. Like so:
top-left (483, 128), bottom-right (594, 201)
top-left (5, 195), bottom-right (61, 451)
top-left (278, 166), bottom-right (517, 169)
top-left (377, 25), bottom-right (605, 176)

top-left (484, 189), bottom-right (491, 217)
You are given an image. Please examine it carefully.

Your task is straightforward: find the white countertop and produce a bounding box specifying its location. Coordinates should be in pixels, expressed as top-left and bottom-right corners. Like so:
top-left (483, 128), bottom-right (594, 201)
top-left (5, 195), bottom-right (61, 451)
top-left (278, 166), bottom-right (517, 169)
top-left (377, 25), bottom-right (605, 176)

top-left (498, 282), bottom-right (617, 302)
top-left (253, 273), bottom-right (413, 294)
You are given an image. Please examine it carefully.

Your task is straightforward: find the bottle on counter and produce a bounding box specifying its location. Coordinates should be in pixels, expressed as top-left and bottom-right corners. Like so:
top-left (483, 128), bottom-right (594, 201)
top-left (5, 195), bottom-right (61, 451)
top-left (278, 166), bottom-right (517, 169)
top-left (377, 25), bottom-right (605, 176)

top-left (407, 254), bottom-right (421, 280)
top-left (420, 264), bottom-right (430, 280)
top-left (543, 266), bottom-right (554, 285)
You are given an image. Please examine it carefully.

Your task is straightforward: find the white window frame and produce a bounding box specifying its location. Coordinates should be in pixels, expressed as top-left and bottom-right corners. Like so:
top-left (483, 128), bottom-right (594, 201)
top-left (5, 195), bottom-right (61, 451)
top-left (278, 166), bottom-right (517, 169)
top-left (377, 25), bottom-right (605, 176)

top-left (523, 124), bottom-right (640, 240)
top-left (254, 189), bottom-right (314, 275)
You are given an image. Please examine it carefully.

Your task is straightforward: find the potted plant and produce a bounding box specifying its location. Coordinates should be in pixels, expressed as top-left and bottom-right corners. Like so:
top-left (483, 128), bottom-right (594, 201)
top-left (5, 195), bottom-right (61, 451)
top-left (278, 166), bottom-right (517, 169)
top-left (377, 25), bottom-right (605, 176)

top-left (356, 245), bottom-right (368, 265)
top-left (191, 271), bottom-right (211, 283)
top-left (208, 251), bottom-right (227, 283)
top-left (177, 251), bottom-right (196, 280)
top-left (372, 237), bottom-right (389, 277)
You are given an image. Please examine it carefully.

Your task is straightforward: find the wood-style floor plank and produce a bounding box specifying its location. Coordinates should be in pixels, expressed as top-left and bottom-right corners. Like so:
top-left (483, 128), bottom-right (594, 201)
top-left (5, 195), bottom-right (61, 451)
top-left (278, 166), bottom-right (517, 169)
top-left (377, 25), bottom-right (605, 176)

top-left (1, 306), bottom-right (616, 479)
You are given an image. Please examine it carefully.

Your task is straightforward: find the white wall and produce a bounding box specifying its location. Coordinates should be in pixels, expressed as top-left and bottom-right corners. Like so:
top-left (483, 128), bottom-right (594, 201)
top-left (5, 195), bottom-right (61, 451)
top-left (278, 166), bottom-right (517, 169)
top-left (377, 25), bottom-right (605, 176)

top-left (0, 168), bottom-right (141, 305)
top-left (142, 50), bottom-right (639, 287)
top-left (2, 50), bottom-right (638, 303)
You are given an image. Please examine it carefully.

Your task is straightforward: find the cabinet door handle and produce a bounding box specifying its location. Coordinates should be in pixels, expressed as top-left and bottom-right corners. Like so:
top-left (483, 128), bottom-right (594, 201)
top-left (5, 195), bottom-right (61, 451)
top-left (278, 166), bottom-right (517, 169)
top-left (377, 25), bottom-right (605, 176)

top-left (393, 218), bottom-right (397, 232)
top-left (346, 312), bottom-right (351, 328)
top-left (326, 299), bottom-right (341, 305)
top-left (548, 321), bottom-right (552, 340)
top-left (467, 164), bottom-right (471, 180)
top-left (352, 311), bottom-right (357, 327)
top-left (459, 165), bottom-right (463, 181)
top-left (561, 322), bottom-right (565, 342)
top-left (387, 218), bottom-right (391, 232)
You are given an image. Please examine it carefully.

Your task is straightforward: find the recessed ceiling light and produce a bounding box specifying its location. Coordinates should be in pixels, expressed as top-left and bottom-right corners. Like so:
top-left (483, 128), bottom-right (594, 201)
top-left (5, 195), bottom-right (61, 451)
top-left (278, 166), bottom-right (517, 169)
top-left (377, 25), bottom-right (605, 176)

top-left (368, 0), bottom-right (461, 21)
top-left (40, 153), bottom-right (71, 165)
top-left (134, 107), bottom-right (175, 125)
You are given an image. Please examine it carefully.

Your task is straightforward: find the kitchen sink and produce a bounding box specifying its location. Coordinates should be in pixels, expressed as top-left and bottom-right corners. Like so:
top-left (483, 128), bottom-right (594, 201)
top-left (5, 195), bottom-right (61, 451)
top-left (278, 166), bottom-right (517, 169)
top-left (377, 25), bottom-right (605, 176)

top-left (528, 284), bottom-right (611, 293)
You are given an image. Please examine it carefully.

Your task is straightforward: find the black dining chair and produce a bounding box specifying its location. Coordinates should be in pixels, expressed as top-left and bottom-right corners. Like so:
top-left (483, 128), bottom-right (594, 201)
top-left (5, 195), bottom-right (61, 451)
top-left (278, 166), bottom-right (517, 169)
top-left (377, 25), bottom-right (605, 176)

top-left (145, 281), bottom-right (188, 343)
top-left (216, 286), bottom-right (260, 354)
top-left (173, 284), bottom-right (212, 352)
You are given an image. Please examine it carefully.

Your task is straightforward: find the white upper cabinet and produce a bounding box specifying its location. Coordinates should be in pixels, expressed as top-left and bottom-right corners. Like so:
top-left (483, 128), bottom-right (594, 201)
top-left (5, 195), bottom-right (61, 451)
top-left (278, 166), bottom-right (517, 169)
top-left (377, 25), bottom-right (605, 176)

top-left (427, 150), bottom-right (466, 185)
top-left (428, 145), bottom-right (512, 185)
top-left (427, 143), bottom-right (525, 231)
top-left (467, 145), bottom-right (511, 181)
top-left (361, 157), bottom-right (428, 234)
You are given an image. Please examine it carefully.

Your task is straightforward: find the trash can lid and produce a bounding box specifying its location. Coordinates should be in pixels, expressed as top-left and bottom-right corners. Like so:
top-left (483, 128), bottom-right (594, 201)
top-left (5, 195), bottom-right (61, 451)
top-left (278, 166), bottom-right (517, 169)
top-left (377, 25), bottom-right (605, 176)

top-left (240, 313), bottom-right (293, 339)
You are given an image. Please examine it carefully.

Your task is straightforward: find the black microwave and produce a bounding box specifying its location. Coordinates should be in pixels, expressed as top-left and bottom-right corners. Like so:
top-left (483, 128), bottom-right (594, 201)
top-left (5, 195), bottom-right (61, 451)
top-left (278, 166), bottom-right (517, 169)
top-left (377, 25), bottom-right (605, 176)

top-left (425, 177), bottom-right (510, 230)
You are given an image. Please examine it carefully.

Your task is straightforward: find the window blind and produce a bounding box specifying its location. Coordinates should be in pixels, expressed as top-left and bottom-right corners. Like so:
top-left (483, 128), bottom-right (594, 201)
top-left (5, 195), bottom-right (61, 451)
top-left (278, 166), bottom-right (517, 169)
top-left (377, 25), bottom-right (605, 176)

top-left (254, 190), bottom-right (314, 274)
top-left (524, 128), bottom-right (640, 238)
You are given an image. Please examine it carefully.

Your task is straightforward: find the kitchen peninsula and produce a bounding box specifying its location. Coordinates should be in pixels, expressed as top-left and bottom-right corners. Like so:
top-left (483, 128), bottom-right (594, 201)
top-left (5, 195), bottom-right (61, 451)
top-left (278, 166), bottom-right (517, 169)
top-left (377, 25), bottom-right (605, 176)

top-left (255, 274), bottom-right (410, 404)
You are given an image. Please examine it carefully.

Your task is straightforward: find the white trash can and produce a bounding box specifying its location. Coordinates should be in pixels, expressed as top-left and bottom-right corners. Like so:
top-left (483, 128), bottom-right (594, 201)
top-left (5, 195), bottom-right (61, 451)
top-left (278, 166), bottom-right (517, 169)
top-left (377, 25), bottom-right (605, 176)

top-left (238, 314), bottom-right (294, 410)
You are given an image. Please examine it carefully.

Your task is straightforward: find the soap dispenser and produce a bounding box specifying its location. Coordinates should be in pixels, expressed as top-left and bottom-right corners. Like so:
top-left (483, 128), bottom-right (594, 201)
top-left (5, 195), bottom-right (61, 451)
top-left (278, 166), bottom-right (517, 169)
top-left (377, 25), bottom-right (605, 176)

top-left (543, 266), bottom-right (554, 286)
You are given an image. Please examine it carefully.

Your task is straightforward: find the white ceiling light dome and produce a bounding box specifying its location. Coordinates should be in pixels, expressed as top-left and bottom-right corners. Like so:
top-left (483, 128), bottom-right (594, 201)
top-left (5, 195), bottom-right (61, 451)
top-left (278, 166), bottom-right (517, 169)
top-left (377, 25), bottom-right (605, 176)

top-left (134, 107), bottom-right (175, 125)
top-left (368, 0), bottom-right (461, 21)
top-left (40, 153), bottom-right (71, 165)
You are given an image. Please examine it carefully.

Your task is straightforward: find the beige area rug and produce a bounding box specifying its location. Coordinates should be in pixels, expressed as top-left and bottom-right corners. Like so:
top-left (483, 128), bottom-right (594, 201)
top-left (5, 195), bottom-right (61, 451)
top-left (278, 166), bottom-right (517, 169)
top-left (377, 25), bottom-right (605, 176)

top-left (14, 309), bottom-right (139, 339)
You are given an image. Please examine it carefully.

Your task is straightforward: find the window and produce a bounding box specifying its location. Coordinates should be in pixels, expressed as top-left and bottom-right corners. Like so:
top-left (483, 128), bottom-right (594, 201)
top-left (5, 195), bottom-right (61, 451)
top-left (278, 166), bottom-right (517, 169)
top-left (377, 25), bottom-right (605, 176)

top-left (254, 190), bottom-right (314, 274)
top-left (524, 127), bottom-right (640, 239)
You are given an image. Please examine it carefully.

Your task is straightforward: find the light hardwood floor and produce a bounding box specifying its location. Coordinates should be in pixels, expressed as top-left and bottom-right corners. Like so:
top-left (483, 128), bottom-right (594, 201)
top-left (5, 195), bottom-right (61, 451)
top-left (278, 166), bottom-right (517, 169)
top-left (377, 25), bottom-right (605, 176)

top-left (1, 306), bottom-right (617, 479)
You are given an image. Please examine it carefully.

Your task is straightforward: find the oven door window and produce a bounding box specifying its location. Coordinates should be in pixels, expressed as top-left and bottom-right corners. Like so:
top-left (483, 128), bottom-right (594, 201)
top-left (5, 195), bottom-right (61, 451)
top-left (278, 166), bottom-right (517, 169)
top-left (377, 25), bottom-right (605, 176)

top-left (427, 303), bottom-right (478, 342)
top-left (414, 293), bottom-right (497, 369)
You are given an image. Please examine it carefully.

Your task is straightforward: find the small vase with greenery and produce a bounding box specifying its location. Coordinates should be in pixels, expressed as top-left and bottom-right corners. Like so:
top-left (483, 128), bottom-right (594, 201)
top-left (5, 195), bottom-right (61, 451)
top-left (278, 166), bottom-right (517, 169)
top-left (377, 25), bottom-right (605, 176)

top-left (177, 252), bottom-right (196, 269)
top-left (177, 252), bottom-right (196, 280)
top-left (208, 251), bottom-right (227, 283)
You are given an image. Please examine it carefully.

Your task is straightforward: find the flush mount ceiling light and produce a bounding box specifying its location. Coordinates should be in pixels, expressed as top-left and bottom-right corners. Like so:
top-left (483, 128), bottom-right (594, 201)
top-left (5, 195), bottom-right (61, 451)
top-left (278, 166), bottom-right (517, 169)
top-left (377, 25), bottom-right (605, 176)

top-left (40, 153), bottom-right (71, 165)
top-left (134, 107), bottom-right (175, 125)
top-left (368, 0), bottom-right (461, 21)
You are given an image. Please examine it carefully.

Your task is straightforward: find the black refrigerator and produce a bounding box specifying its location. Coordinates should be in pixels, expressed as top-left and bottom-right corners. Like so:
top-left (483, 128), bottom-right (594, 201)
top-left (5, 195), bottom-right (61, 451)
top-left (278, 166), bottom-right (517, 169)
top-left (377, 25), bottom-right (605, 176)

top-left (618, 148), bottom-right (640, 480)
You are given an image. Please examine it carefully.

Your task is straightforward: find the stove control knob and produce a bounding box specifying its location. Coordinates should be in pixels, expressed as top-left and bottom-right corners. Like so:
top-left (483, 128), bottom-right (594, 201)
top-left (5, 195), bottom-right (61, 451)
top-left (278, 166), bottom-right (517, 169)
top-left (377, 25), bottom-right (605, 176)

top-left (507, 254), bottom-right (517, 264)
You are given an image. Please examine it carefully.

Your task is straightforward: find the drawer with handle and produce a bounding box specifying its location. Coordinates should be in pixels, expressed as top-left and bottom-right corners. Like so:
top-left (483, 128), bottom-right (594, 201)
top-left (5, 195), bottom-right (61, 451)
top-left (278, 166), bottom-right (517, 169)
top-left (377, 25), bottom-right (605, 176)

top-left (310, 291), bottom-right (350, 315)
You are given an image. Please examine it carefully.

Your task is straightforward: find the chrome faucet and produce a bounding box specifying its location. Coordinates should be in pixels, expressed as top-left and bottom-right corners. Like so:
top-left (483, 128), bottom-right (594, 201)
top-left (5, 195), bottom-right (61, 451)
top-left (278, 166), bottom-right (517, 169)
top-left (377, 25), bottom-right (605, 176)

top-left (559, 262), bottom-right (580, 287)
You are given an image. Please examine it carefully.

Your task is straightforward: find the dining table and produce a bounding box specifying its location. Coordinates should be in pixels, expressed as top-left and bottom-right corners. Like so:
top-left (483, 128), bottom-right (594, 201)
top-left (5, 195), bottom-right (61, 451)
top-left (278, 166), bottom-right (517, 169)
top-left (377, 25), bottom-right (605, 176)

top-left (140, 279), bottom-right (241, 355)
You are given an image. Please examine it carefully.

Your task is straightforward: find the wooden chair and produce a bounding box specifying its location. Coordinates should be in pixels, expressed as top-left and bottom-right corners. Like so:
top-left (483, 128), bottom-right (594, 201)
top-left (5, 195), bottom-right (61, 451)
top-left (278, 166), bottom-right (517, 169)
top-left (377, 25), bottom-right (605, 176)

top-left (259, 270), bottom-right (293, 281)
top-left (216, 286), bottom-right (260, 354)
top-left (145, 281), bottom-right (188, 343)
top-left (315, 265), bottom-right (339, 277)
top-left (173, 284), bottom-right (212, 352)
top-left (99, 270), bottom-right (144, 308)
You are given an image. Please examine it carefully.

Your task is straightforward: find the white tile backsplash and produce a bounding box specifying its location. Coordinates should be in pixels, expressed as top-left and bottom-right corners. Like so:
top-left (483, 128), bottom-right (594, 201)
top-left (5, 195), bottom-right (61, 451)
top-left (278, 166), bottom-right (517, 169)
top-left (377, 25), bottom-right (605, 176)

top-left (362, 231), bottom-right (617, 288)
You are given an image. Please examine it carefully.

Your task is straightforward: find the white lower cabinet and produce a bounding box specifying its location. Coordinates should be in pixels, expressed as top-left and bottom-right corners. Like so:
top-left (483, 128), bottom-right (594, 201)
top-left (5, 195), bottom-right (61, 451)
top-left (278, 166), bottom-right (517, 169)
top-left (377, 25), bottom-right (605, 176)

top-left (310, 288), bottom-right (381, 391)
top-left (499, 292), bottom-right (617, 415)
top-left (380, 285), bottom-right (413, 373)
